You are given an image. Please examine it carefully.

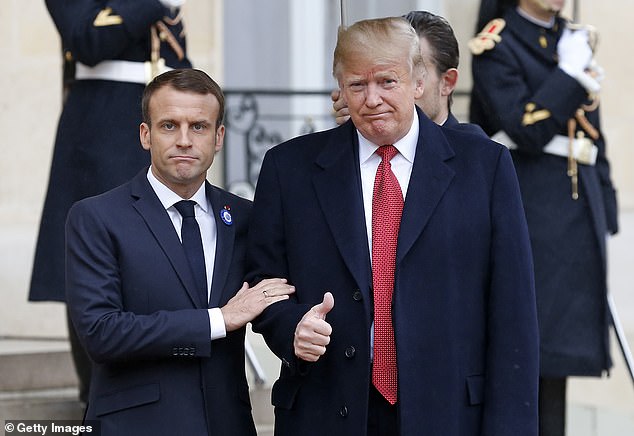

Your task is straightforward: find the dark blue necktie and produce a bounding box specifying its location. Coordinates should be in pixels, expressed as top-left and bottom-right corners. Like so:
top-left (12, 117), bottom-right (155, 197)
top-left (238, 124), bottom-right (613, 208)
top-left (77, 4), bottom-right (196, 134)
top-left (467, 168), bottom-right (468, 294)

top-left (174, 200), bottom-right (208, 307)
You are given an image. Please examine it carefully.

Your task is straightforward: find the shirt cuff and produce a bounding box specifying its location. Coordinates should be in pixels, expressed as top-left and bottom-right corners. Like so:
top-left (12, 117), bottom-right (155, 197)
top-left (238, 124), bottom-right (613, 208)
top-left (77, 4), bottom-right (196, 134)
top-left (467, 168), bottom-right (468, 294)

top-left (208, 307), bottom-right (227, 340)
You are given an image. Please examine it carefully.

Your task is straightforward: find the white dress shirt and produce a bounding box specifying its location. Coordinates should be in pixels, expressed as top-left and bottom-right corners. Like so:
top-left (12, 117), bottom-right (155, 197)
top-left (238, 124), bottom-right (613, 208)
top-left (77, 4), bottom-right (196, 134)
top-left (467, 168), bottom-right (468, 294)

top-left (146, 168), bottom-right (226, 340)
top-left (357, 113), bottom-right (419, 357)
top-left (358, 114), bottom-right (419, 255)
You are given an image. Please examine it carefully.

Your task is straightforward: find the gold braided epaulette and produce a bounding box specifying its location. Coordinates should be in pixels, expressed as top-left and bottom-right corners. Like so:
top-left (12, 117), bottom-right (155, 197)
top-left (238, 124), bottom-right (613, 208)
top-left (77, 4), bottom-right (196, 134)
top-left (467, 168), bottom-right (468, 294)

top-left (93, 7), bottom-right (123, 27)
top-left (469, 18), bottom-right (505, 55)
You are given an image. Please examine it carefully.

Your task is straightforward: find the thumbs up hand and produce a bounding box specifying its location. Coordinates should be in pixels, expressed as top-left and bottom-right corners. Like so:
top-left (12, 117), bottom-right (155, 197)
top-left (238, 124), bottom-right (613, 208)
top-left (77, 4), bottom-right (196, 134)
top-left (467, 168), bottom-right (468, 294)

top-left (294, 292), bottom-right (334, 362)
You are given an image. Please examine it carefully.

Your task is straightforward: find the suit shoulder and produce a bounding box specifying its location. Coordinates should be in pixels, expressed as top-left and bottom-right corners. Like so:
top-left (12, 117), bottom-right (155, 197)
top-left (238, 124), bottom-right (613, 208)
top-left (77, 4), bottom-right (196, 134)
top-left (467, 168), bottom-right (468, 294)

top-left (270, 127), bottom-right (337, 154)
top-left (210, 185), bottom-right (252, 209)
top-left (444, 121), bottom-right (487, 137)
top-left (261, 126), bottom-right (346, 174)
top-left (73, 179), bottom-right (132, 209)
top-left (443, 127), bottom-right (506, 157)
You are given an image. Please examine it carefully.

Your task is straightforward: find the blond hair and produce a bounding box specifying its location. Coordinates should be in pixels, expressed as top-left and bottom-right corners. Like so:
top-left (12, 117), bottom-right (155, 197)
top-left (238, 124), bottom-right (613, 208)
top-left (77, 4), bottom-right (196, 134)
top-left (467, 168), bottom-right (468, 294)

top-left (333, 17), bottom-right (424, 82)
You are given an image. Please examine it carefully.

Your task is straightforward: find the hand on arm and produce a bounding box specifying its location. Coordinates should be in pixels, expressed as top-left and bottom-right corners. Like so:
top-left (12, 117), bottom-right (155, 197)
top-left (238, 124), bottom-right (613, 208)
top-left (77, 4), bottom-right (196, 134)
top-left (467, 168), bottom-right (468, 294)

top-left (221, 278), bottom-right (295, 332)
top-left (293, 292), bottom-right (334, 362)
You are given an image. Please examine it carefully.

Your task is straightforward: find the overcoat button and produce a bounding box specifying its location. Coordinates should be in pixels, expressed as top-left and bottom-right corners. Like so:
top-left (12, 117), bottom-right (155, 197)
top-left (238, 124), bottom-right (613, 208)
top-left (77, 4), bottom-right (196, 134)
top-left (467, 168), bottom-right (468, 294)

top-left (352, 290), bottom-right (363, 301)
top-left (339, 406), bottom-right (348, 417)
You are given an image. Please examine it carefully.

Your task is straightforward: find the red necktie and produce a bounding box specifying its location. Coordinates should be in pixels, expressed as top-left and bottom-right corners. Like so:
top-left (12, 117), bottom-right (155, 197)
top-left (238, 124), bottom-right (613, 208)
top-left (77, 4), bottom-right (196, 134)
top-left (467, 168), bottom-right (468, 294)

top-left (372, 145), bottom-right (403, 405)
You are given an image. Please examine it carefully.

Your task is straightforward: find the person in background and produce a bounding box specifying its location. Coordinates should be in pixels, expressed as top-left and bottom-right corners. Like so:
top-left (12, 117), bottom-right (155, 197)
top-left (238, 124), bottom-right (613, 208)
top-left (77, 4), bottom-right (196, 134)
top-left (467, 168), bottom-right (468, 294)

top-left (469, 1), bottom-right (619, 435)
top-left (30, 0), bottom-right (192, 404)
top-left (248, 16), bottom-right (538, 436)
top-left (65, 68), bottom-right (294, 435)
top-left (332, 10), bottom-right (485, 135)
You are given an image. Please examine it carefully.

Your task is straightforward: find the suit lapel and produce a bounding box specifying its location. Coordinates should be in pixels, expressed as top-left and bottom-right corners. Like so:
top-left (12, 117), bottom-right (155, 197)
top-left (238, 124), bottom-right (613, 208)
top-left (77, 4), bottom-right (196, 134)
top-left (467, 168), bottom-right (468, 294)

top-left (312, 123), bottom-right (373, 319)
top-left (130, 171), bottom-right (205, 308)
top-left (207, 184), bottom-right (235, 309)
top-left (397, 109), bottom-right (456, 264)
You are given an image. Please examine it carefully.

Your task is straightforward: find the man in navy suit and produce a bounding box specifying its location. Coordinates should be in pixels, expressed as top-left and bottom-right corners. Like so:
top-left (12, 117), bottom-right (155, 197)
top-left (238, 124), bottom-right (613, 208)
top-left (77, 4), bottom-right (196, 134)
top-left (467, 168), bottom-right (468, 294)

top-left (65, 69), bottom-right (294, 435)
top-left (248, 17), bottom-right (538, 436)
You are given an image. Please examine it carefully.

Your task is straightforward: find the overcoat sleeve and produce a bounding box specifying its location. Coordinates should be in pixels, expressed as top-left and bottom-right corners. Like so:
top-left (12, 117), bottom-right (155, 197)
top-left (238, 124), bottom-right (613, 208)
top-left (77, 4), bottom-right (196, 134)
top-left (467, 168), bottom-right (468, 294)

top-left (247, 150), bottom-right (312, 375)
top-left (481, 147), bottom-right (540, 434)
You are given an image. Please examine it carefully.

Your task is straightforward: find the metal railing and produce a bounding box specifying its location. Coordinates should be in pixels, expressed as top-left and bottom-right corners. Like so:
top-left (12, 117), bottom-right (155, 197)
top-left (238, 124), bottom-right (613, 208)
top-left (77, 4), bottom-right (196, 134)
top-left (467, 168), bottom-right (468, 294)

top-left (223, 89), bottom-right (337, 200)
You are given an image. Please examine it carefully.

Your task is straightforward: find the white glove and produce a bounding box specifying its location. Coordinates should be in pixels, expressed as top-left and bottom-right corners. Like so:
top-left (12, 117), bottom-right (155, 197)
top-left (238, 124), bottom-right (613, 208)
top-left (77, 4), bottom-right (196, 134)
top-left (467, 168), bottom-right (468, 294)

top-left (159, 0), bottom-right (186, 8)
top-left (558, 28), bottom-right (601, 93)
top-left (558, 28), bottom-right (592, 76)
top-left (587, 60), bottom-right (605, 84)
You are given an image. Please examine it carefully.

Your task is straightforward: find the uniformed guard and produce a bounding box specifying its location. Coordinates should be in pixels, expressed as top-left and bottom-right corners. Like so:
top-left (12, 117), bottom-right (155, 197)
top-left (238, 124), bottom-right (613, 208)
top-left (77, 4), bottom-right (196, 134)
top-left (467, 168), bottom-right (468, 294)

top-left (469, 1), bottom-right (619, 435)
top-left (30, 0), bottom-right (193, 405)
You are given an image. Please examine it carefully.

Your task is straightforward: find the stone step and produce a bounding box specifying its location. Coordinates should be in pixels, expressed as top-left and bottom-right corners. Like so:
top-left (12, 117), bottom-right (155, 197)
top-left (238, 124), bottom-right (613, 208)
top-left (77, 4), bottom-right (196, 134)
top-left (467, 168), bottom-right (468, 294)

top-left (568, 403), bottom-right (634, 436)
top-left (0, 388), bottom-right (84, 421)
top-left (0, 337), bottom-right (275, 432)
top-left (249, 386), bottom-right (274, 427)
top-left (0, 338), bottom-right (77, 392)
top-left (0, 388), bottom-right (274, 434)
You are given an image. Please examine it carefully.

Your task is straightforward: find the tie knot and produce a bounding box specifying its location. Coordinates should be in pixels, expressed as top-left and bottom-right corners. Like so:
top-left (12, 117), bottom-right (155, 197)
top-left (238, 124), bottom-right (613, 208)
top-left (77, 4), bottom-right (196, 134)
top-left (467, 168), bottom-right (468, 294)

top-left (376, 145), bottom-right (398, 162)
top-left (174, 200), bottom-right (196, 218)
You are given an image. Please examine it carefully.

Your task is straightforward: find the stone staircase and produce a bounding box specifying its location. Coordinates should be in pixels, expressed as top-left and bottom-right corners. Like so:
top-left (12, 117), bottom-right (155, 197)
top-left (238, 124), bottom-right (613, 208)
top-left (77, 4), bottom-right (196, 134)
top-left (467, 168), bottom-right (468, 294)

top-left (0, 337), bottom-right (274, 434)
top-left (0, 338), bottom-right (82, 421)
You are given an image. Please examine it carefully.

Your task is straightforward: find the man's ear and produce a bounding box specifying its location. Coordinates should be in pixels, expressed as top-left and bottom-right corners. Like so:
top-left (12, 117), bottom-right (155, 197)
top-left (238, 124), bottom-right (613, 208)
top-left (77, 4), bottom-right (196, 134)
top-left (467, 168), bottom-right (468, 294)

top-left (215, 124), bottom-right (225, 153)
top-left (414, 75), bottom-right (425, 100)
top-left (140, 122), bottom-right (151, 151)
top-left (441, 68), bottom-right (458, 97)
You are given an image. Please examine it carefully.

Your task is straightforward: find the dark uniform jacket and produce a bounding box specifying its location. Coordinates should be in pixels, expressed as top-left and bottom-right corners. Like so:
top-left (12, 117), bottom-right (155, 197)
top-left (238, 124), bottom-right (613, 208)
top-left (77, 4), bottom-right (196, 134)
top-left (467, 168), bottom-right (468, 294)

top-left (470, 7), bottom-right (618, 377)
top-left (248, 108), bottom-right (539, 436)
top-left (66, 170), bottom-right (256, 436)
top-left (30, 0), bottom-right (191, 302)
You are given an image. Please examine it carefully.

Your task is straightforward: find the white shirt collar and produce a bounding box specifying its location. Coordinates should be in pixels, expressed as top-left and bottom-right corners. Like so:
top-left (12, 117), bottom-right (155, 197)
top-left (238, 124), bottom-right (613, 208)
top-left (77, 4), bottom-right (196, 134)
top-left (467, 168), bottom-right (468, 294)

top-left (357, 112), bottom-right (419, 165)
top-left (516, 6), bottom-right (556, 28)
top-left (146, 167), bottom-right (209, 213)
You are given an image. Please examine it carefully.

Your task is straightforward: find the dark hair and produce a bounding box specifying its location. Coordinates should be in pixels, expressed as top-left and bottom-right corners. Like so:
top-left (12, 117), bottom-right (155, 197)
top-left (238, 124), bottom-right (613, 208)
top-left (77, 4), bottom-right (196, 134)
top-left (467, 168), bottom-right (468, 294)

top-left (404, 11), bottom-right (459, 73)
top-left (403, 10), bottom-right (459, 107)
top-left (141, 68), bottom-right (225, 128)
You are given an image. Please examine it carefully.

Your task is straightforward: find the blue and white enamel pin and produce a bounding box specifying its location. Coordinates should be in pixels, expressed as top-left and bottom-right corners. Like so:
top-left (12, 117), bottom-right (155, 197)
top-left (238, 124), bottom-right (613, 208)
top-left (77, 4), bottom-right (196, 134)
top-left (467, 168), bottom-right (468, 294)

top-left (220, 206), bottom-right (233, 226)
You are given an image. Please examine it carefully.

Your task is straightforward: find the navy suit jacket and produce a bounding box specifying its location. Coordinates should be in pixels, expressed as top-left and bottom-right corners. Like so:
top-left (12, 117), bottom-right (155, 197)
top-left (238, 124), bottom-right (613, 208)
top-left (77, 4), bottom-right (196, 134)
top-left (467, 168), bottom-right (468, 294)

top-left (443, 113), bottom-right (487, 137)
top-left (248, 108), bottom-right (539, 436)
top-left (66, 169), bottom-right (256, 436)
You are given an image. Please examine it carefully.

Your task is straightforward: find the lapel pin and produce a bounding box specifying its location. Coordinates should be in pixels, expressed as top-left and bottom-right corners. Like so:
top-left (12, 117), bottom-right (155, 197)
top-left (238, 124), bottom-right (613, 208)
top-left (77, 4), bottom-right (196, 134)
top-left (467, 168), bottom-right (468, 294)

top-left (220, 205), bottom-right (233, 226)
